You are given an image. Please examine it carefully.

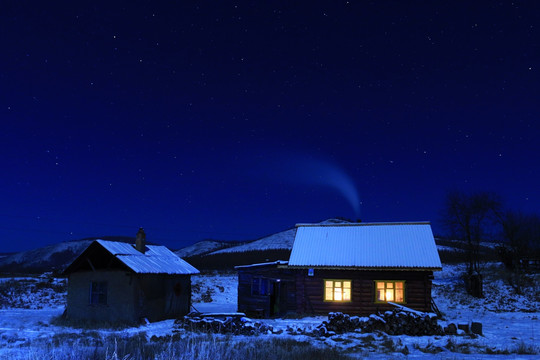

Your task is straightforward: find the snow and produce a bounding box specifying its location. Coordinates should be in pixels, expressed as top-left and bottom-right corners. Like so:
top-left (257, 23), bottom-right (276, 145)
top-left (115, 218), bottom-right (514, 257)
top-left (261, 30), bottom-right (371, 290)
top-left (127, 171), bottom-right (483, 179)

top-left (91, 240), bottom-right (200, 275)
top-left (210, 228), bottom-right (296, 254)
top-left (0, 263), bottom-right (539, 359)
top-left (289, 222), bottom-right (442, 269)
top-left (234, 260), bottom-right (288, 269)
top-left (0, 240), bottom-right (92, 271)
top-left (176, 219), bottom-right (351, 256)
top-left (174, 239), bottom-right (234, 258)
top-left (191, 272), bottom-right (237, 313)
top-left (437, 245), bottom-right (465, 252)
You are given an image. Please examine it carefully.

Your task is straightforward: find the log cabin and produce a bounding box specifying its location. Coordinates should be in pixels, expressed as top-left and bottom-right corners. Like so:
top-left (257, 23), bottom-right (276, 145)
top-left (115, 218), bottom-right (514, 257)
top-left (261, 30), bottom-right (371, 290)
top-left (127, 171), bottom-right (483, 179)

top-left (237, 222), bottom-right (442, 317)
top-left (63, 228), bottom-right (199, 323)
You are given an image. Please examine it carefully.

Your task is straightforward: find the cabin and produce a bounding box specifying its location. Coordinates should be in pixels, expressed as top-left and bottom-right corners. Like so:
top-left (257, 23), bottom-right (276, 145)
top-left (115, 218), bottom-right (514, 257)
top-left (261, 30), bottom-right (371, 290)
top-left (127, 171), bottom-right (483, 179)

top-left (237, 222), bottom-right (442, 317)
top-left (63, 229), bottom-right (199, 323)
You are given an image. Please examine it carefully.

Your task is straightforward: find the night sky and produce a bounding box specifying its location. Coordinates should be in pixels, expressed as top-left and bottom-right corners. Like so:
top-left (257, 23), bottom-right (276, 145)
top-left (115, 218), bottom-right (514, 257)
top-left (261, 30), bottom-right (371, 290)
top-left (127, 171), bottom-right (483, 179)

top-left (1, 2), bottom-right (539, 252)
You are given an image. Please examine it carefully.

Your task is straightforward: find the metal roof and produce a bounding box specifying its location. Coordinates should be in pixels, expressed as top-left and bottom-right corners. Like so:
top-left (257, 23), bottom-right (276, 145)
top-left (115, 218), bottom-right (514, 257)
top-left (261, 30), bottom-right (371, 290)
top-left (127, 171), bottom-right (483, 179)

top-left (288, 222), bottom-right (442, 270)
top-left (96, 240), bottom-right (200, 275)
top-left (234, 260), bottom-right (289, 269)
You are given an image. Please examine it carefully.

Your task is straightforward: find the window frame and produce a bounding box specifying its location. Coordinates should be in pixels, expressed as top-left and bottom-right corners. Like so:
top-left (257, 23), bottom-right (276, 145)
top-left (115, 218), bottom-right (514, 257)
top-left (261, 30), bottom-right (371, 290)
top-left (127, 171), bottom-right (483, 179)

top-left (89, 281), bottom-right (108, 305)
top-left (373, 280), bottom-right (406, 304)
top-left (251, 277), bottom-right (270, 296)
top-left (323, 279), bottom-right (352, 302)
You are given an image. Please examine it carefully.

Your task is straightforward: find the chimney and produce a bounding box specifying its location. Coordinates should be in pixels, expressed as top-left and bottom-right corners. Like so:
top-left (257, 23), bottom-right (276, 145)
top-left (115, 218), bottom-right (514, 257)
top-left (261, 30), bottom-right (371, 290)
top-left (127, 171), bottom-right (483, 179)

top-left (136, 227), bottom-right (146, 253)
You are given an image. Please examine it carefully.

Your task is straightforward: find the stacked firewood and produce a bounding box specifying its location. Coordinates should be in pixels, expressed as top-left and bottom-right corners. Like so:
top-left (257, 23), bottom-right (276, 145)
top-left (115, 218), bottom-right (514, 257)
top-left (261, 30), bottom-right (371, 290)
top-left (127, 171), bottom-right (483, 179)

top-left (313, 310), bottom-right (444, 337)
top-left (176, 313), bottom-right (274, 335)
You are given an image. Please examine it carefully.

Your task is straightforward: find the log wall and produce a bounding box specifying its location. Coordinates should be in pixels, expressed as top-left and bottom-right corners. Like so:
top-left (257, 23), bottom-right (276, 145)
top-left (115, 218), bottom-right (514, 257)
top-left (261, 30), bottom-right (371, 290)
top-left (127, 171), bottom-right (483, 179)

top-left (237, 265), bottom-right (296, 317)
top-left (294, 269), bottom-right (434, 316)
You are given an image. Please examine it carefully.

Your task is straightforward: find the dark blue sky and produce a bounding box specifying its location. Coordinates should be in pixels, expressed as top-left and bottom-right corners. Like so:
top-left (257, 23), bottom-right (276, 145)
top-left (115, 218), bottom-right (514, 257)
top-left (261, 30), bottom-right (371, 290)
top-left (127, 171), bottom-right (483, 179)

top-left (1, 1), bottom-right (539, 252)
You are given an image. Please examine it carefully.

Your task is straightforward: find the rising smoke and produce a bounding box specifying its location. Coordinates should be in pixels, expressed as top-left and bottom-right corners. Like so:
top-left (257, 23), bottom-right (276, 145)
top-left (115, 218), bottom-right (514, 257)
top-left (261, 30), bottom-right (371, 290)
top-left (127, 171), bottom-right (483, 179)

top-left (261, 153), bottom-right (361, 217)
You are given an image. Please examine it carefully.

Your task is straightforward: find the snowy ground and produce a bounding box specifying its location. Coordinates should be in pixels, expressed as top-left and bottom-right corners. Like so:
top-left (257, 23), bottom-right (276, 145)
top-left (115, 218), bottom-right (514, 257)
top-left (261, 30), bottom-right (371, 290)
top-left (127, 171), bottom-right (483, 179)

top-left (0, 264), bottom-right (539, 359)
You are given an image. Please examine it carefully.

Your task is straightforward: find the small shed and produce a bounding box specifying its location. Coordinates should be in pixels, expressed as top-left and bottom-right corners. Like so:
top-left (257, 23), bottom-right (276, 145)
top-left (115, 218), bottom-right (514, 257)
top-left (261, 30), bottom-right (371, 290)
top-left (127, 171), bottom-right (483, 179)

top-left (63, 229), bottom-right (199, 323)
top-left (236, 260), bottom-right (295, 318)
top-left (236, 222), bottom-right (442, 317)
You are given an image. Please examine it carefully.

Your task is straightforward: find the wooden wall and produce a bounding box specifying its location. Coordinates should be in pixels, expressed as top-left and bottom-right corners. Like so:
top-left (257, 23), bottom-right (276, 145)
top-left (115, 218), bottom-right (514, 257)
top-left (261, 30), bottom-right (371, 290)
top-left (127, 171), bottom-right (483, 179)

top-left (66, 270), bottom-right (137, 322)
top-left (237, 265), bottom-right (296, 317)
top-left (237, 266), bottom-right (435, 317)
top-left (295, 269), bottom-right (434, 316)
top-left (67, 271), bottom-right (192, 323)
top-left (137, 274), bottom-right (192, 321)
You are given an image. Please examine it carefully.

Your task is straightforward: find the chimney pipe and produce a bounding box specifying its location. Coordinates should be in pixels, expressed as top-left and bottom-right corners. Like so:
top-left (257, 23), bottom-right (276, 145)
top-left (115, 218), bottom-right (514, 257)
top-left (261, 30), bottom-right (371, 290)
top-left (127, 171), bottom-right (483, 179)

top-left (136, 227), bottom-right (146, 253)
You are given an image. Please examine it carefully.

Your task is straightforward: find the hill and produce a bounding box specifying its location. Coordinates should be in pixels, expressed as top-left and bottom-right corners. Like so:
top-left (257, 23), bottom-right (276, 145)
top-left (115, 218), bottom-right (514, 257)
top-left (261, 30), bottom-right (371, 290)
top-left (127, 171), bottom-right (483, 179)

top-left (174, 239), bottom-right (245, 258)
top-left (207, 218), bottom-right (352, 255)
top-left (0, 219), bottom-right (500, 274)
top-left (0, 236), bottom-right (134, 274)
top-left (181, 218), bottom-right (352, 269)
top-left (209, 228), bottom-right (296, 255)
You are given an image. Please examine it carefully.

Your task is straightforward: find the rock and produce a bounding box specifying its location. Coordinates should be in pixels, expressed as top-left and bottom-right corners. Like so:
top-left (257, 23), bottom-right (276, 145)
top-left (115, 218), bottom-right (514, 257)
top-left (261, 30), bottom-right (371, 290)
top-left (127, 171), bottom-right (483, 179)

top-left (457, 323), bottom-right (469, 333)
top-left (445, 323), bottom-right (457, 335)
top-left (471, 321), bottom-right (482, 335)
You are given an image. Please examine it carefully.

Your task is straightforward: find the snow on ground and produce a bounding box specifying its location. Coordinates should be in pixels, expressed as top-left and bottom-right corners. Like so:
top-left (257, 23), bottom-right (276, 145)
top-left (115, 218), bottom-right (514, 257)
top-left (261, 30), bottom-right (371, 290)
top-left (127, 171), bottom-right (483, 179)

top-left (0, 264), bottom-right (539, 359)
top-left (191, 272), bottom-right (237, 313)
top-left (0, 276), bottom-right (66, 309)
top-left (437, 245), bottom-right (464, 252)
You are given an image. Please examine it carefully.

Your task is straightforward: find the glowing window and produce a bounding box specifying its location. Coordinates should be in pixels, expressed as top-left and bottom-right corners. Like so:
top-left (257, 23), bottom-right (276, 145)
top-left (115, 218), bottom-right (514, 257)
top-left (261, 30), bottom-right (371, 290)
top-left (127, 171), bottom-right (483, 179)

top-left (324, 280), bottom-right (351, 302)
top-left (375, 281), bottom-right (405, 303)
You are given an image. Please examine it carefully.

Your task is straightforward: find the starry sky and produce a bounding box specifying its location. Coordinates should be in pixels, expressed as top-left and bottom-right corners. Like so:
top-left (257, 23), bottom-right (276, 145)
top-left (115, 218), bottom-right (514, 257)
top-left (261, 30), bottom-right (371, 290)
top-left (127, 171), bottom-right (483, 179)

top-left (1, 1), bottom-right (539, 252)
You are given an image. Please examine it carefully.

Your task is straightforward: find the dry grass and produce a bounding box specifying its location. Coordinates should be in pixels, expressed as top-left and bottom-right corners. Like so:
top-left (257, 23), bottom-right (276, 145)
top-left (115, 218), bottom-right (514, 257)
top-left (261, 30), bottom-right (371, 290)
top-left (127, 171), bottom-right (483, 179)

top-left (0, 333), bottom-right (352, 360)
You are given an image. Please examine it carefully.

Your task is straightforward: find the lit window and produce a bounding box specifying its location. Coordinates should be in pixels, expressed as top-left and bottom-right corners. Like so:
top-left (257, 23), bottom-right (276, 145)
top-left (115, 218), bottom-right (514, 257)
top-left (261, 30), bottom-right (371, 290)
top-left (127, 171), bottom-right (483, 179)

top-left (324, 280), bottom-right (351, 302)
top-left (375, 281), bottom-right (405, 303)
top-left (90, 281), bottom-right (107, 305)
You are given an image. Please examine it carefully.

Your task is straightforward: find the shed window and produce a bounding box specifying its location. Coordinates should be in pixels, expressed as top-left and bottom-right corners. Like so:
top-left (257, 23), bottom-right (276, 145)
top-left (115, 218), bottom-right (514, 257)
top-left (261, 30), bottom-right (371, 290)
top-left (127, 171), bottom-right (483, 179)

top-left (252, 277), bottom-right (270, 296)
top-left (90, 281), bottom-right (108, 305)
top-left (324, 280), bottom-right (351, 301)
top-left (375, 281), bottom-right (405, 303)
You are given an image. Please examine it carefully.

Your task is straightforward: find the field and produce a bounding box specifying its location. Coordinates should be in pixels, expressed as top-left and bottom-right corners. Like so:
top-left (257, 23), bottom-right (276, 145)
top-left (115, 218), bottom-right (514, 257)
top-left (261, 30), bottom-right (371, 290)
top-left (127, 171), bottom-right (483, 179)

top-left (0, 264), bottom-right (539, 359)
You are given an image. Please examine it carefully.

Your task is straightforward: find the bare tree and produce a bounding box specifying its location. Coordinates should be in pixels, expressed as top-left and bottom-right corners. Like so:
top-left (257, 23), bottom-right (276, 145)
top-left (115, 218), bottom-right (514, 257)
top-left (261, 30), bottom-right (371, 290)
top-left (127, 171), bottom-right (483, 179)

top-left (443, 190), bottom-right (501, 297)
top-left (497, 211), bottom-right (540, 293)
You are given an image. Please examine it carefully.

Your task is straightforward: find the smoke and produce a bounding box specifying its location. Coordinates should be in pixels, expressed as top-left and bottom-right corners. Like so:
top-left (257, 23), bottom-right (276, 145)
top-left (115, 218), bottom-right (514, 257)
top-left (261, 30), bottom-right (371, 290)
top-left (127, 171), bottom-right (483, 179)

top-left (262, 153), bottom-right (361, 217)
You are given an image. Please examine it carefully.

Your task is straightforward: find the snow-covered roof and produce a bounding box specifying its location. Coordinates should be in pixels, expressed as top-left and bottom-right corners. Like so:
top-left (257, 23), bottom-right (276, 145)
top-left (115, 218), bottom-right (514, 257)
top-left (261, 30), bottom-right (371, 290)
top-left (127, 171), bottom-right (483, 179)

top-left (94, 240), bottom-right (199, 275)
top-left (234, 260), bottom-right (288, 269)
top-left (288, 222), bottom-right (442, 270)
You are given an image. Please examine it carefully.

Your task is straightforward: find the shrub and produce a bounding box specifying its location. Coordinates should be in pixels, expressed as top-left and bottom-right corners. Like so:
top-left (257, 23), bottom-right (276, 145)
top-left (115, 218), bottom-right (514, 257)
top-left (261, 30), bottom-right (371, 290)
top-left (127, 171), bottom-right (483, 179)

top-left (200, 288), bottom-right (214, 303)
top-left (515, 341), bottom-right (538, 355)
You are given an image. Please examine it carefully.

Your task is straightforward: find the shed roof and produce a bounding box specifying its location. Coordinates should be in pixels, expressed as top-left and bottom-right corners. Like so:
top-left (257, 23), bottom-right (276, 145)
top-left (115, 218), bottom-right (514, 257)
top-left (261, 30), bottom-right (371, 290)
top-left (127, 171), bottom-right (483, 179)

top-left (288, 222), bottom-right (442, 270)
top-left (65, 240), bottom-right (199, 275)
top-left (234, 260), bottom-right (289, 269)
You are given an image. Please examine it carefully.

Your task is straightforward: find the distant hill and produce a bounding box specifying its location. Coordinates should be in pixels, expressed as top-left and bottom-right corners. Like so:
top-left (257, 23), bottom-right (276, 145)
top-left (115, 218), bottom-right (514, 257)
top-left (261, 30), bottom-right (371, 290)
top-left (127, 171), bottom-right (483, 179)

top-left (0, 236), bottom-right (134, 274)
top-left (181, 218), bottom-right (352, 269)
top-left (174, 239), bottom-right (245, 258)
top-left (0, 220), bottom-right (498, 274)
top-left (209, 228), bottom-right (296, 255)
top-left (0, 220), bottom-right (353, 274)
top-left (205, 218), bottom-right (351, 255)
top-left (435, 237), bottom-right (499, 263)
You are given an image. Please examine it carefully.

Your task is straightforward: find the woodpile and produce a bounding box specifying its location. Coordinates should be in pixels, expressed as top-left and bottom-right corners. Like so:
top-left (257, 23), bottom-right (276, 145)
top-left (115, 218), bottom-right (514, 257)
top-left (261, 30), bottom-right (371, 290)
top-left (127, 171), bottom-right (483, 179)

top-left (313, 310), bottom-right (444, 336)
top-left (176, 312), bottom-right (275, 335)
